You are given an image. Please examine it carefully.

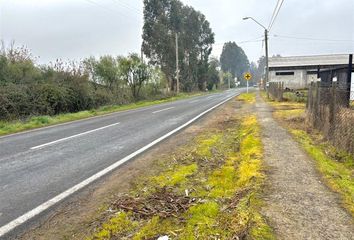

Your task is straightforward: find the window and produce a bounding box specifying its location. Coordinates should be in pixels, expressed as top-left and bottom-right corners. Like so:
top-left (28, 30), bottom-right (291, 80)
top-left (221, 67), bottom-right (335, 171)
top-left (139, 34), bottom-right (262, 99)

top-left (307, 70), bottom-right (318, 75)
top-left (275, 71), bottom-right (294, 76)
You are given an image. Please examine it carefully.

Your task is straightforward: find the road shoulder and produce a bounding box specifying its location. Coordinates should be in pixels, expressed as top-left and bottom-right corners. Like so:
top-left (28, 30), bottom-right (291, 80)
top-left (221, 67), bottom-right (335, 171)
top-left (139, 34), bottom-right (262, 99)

top-left (17, 95), bottom-right (256, 239)
top-left (256, 93), bottom-right (354, 239)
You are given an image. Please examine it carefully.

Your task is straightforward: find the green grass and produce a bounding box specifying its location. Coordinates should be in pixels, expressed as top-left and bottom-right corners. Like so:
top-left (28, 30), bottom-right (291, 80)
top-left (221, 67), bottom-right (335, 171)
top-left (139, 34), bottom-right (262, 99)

top-left (0, 92), bottom-right (208, 136)
top-left (283, 90), bottom-right (308, 103)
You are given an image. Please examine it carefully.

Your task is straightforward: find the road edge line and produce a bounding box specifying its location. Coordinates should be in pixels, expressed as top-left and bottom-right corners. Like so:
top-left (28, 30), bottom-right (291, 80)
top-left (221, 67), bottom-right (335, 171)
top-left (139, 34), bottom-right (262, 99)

top-left (0, 92), bottom-right (239, 238)
top-left (0, 93), bottom-right (215, 140)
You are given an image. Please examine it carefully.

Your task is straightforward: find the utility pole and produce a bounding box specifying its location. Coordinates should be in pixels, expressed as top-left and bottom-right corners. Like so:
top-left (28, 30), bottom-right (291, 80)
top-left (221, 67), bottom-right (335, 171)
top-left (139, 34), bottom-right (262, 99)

top-left (228, 70), bottom-right (231, 89)
top-left (175, 33), bottom-right (180, 94)
top-left (140, 46), bottom-right (144, 63)
top-left (265, 29), bottom-right (269, 96)
top-left (242, 17), bottom-right (270, 93)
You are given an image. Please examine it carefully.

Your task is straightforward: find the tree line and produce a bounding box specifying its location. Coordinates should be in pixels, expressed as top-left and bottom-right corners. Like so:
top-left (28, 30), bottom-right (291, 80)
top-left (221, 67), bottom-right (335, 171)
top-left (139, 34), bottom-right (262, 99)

top-left (0, 0), bottom-right (258, 122)
top-left (0, 44), bottom-right (167, 121)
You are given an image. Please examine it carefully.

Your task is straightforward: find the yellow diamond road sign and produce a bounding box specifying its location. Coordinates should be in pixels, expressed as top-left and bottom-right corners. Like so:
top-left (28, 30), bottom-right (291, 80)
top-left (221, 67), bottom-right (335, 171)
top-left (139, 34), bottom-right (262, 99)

top-left (244, 72), bottom-right (252, 81)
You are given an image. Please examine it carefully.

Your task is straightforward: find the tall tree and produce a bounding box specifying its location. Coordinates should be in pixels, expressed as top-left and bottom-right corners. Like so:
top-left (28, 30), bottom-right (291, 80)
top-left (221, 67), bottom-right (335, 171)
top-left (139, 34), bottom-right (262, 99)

top-left (220, 42), bottom-right (250, 81)
top-left (249, 61), bottom-right (258, 85)
top-left (206, 57), bottom-right (220, 90)
top-left (142, 0), bottom-right (214, 92)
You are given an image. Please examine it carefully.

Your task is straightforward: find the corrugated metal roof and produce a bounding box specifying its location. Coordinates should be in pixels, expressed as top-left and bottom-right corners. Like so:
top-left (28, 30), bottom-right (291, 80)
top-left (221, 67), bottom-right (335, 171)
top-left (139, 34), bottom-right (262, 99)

top-left (269, 54), bottom-right (351, 68)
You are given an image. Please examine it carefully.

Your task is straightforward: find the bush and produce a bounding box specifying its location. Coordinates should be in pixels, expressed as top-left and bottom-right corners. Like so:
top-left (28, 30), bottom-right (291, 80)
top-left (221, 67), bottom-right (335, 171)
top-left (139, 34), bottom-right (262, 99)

top-left (0, 44), bottom-right (176, 122)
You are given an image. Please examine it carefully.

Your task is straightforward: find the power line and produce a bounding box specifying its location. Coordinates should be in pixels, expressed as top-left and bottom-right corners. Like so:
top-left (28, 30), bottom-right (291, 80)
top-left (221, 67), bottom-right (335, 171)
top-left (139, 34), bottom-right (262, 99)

top-left (83, 0), bottom-right (137, 20)
top-left (268, 0), bottom-right (285, 31)
top-left (238, 39), bottom-right (264, 44)
top-left (268, 0), bottom-right (280, 29)
top-left (273, 34), bottom-right (354, 42)
top-left (110, 0), bottom-right (142, 16)
top-left (213, 36), bottom-right (264, 46)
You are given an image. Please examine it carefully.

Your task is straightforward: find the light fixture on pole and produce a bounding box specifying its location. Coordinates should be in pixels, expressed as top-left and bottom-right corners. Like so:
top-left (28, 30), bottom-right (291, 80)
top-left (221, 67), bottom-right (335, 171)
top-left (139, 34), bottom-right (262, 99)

top-left (243, 17), bottom-right (269, 89)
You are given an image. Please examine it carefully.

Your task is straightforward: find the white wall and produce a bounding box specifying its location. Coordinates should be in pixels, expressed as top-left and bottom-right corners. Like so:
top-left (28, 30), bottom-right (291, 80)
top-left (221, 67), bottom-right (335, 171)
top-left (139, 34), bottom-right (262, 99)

top-left (269, 70), bottom-right (309, 89)
top-left (270, 70), bottom-right (354, 99)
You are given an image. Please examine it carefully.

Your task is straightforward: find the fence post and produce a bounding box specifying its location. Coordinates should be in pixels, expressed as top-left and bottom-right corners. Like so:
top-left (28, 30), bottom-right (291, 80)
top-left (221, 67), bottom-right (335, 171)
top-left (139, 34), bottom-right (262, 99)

top-left (328, 69), bottom-right (337, 139)
top-left (346, 54), bottom-right (353, 107)
top-left (281, 82), bottom-right (284, 101)
top-left (315, 81), bottom-right (320, 127)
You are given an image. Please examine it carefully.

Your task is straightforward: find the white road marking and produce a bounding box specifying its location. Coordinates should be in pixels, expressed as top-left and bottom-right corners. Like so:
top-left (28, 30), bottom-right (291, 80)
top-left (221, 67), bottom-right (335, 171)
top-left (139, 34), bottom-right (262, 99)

top-left (189, 99), bottom-right (200, 103)
top-left (0, 92), bottom-right (239, 238)
top-left (0, 103), bottom-right (168, 140)
top-left (152, 107), bottom-right (175, 114)
top-left (30, 122), bottom-right (120, 150)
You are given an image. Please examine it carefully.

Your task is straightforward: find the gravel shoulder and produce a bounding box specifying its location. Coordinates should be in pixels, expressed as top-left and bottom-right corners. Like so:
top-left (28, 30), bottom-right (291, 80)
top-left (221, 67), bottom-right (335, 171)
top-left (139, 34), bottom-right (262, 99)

top-left (256, 93), bottom-right (354, 239)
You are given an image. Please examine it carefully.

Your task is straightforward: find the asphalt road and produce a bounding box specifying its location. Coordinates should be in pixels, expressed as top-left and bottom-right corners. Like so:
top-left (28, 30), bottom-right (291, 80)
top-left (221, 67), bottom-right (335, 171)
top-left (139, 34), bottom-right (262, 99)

top-left (0, 88), bottom-right (244, 237)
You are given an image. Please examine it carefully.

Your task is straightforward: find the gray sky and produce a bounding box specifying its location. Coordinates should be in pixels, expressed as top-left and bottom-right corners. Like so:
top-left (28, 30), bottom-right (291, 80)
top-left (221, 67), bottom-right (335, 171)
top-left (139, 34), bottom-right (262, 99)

top-left (1, 0), bottom-right (353, 64)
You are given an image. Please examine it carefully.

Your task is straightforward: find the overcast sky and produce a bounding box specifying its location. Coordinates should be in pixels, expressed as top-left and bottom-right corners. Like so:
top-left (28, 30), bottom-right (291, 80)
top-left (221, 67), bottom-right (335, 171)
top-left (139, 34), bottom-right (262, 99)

top-left (1, 0), bottom-right (353, 65)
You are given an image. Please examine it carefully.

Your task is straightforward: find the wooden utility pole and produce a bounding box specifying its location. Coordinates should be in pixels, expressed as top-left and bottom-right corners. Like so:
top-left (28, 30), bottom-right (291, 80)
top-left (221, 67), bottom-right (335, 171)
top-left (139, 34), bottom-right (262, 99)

top-left (265, 29), bottom-right (269, 97)
top-left (228, 69), bottom-right (231, 89)
top-left (175, 33), bottom-right (180, 94)
top-left (140, 46), bottom-right (144, 63)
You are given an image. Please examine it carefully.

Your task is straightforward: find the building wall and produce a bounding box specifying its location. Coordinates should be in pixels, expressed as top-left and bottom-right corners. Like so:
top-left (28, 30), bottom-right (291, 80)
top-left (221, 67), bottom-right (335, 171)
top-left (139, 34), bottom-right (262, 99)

top-left (269, 69), bottom-right (310, 89)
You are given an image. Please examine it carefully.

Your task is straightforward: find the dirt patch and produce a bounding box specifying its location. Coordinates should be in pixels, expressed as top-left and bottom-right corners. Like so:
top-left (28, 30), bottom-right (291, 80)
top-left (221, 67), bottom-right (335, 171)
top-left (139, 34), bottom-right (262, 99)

top-left (113, 187), bottom-right (198, 220)
top-left (17, 97), bottom-right (242, 240)
top-left (256, 93), bottom-right (354, 239)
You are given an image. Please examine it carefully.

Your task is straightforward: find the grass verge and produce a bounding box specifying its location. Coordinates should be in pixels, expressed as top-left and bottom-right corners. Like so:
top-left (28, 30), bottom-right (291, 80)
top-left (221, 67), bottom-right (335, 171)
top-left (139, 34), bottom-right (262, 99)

top-left (0, 92), bottom-right (207, 137)
top-left (261, 92), bottom-right (354, 216)
top-left (87, 96), bottom-right (274, 240)
top-left (237, 92), bottom-right (256, 104)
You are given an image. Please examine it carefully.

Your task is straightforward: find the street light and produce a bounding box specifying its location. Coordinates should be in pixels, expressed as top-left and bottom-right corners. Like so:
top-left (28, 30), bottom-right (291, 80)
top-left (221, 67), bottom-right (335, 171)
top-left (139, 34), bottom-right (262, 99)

top-left (243, 16), bottom-right (269, 90)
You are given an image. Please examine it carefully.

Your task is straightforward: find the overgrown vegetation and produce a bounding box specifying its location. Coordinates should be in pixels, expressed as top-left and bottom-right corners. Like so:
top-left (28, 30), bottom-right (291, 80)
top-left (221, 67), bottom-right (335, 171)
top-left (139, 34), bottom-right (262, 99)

top-left (88, 107), bottom-right (274, 239)
top-left (0, 44), bottom-right (170, 121)
top-left (0, 92), bottom-right (202, 136)
top-left (265, 95), bottom-right (354, 216)
top-left (282, 90), bottom-right (307, 103)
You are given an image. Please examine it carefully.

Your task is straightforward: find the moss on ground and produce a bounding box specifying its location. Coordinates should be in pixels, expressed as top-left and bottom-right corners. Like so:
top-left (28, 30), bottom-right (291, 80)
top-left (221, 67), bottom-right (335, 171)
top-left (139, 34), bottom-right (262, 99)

top-left (263, 92), bottom-right (354, 217)
top-left (89, 94), bottom-right (274, 239)
top-left (152, 163), bottom-right (198, 188)
top-left (237, 92), bottom-right (256, 104)
top-left (90, 212), bottom-right (137, 240)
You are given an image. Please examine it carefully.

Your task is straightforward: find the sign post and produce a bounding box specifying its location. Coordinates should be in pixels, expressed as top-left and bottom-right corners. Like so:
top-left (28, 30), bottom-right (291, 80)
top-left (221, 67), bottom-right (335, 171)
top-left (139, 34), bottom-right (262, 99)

top-left (243, 72), bottom-right (252, 93)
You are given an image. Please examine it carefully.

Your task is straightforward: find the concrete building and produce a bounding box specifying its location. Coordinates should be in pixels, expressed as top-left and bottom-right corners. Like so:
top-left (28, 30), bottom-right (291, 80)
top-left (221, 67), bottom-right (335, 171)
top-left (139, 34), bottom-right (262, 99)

top-left (269, 54), bottom-right (352, 89)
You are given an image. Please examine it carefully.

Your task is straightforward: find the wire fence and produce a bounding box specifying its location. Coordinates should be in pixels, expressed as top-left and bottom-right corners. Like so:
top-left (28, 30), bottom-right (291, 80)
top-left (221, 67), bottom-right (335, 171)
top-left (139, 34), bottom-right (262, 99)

top-left (268, 82), bottom-right (284, 101)
top-left (307, 67), bottom-right (354, 155)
